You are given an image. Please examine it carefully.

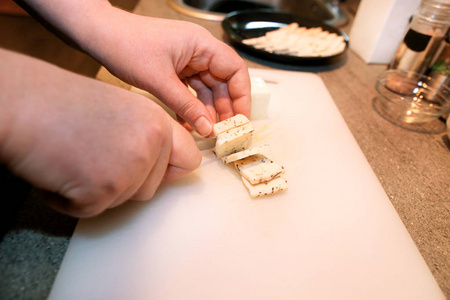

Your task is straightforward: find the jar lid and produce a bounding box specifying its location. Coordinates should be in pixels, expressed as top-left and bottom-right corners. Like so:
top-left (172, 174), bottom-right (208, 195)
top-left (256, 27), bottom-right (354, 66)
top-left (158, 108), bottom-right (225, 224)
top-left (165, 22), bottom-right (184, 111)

top-left (418, 0), bottom-right (450, 24)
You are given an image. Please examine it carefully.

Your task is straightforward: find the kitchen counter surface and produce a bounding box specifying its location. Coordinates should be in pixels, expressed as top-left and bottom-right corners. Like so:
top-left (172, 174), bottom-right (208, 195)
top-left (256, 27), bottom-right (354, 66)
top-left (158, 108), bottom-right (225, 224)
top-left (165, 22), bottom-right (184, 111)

top-left (0, 0), bottom-right (448, 299)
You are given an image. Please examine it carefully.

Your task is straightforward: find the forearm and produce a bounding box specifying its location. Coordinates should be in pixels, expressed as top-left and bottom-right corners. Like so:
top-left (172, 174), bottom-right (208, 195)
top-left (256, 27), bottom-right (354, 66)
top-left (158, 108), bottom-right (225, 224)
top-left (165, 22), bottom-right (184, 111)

top-left (13, 0), bottom-right (115, 53)
top-left (0, 48), bottom-right (200, 217)
top-left (12, 0), bottom-right (251, 135)
top-left (0, 48), bottom-right (64, 166)
top-left (0, 48), bottom-right (28, 163)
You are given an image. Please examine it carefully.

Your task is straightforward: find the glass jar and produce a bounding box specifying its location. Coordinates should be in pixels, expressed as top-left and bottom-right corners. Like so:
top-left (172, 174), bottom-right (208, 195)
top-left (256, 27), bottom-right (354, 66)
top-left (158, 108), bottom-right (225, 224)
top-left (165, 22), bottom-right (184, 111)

top-left (429, 31), bottom-right (450, 86)
top-left (427, 32), bottom-right (450, 103)
top-left (389, 0), bottom-right (450, 75)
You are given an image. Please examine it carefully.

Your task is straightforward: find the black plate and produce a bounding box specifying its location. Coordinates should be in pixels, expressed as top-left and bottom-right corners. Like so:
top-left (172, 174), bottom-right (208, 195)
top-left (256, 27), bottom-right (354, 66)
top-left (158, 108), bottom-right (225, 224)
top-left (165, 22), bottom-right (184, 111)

top-left (222, 9), bottom-right (349, 64)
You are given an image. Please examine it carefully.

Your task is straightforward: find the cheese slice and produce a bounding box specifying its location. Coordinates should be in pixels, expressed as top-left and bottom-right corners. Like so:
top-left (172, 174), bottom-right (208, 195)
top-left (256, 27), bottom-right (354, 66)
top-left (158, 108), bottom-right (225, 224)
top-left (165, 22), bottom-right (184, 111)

top-left (215, 123), bottom-right (254, 158)
top-left (234, 154), bottom-right (285, 184)
top-left (211, 112), bottom-right (288, 199)
top-left (212, 114), bottom-right (250, 138)
top-left (242, 23), bottom-right (346, 58)
top-left (241, 176), bottom-right (288, 198)
top-left (222, 144), bottom-right (270, 164)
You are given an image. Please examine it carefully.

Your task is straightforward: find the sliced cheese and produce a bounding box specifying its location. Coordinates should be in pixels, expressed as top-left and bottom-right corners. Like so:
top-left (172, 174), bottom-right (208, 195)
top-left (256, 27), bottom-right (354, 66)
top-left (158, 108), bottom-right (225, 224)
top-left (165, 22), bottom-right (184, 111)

top-left (211, 112), bottom-right (288, 199)
top-left (234, 154), bottom-right (285, 184)
top-left (242, 23), bottom-right (346, 58)
top-left (250, 77), bottom-right (271, 120)
top-left (212, 114), bottom-right (250, 138)
top-left (222, 144), bottom-right (270, 164)
top-left (241, 176), bottom-right (288, 198)
top-left (215, 123), bottom-right (254, 158)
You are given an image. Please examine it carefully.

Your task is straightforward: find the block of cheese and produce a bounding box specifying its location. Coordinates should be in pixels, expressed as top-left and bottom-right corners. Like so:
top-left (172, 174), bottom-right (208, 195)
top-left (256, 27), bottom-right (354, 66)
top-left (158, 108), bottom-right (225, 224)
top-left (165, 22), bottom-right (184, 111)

top-left (241, 176), bottom-right (288, 198)
top-left (234, 154), bottom-right (285, 185)
top-left (212, 114), bottom-right (250, 138)
top-left (215, 123), bottom-right (254, 158)
top-left (250, 77), bottom-right (271, 120)
top-left (222, 144), bottom-right (270, 164)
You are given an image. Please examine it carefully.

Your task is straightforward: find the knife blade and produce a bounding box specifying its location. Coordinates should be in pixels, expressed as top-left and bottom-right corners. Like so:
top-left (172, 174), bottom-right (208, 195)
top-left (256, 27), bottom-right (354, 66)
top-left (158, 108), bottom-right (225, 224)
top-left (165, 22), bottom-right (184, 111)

top-left (195, 137), bottom-right (216, 151)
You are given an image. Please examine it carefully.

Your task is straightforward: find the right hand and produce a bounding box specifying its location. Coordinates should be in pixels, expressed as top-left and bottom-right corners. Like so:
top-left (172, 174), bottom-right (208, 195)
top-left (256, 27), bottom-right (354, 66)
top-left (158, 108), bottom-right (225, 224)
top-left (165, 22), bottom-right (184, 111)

top-left (0, 49), bottom-right (201, 218)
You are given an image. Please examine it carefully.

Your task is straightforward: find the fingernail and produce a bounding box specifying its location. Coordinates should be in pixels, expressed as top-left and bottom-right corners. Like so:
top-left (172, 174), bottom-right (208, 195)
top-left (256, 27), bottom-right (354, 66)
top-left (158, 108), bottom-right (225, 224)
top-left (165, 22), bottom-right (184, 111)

top-left (194, 116), bottom-right (213, 137)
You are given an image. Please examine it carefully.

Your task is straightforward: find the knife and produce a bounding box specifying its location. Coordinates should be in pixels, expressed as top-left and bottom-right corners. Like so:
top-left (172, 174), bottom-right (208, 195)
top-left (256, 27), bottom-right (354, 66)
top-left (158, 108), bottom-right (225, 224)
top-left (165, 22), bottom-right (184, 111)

top-left (195, 137), bottom-right (216, 151)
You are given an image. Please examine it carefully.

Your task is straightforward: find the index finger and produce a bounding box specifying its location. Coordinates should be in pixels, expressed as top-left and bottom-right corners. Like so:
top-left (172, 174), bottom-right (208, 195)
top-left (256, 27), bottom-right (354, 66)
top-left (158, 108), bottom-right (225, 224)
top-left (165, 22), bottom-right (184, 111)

top-left (207, 45), bottom-right (251, 119)
top-left (227, 67), bottom-right (251, 119)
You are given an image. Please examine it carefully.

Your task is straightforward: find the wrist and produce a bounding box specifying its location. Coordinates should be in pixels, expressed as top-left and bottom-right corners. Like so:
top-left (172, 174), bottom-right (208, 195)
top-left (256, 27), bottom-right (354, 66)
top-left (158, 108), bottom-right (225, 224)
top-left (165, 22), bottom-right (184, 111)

top-left (67, 1), bottom-right (118, 54)
top-left (0, 48), bottom-right (20, 159)
top-left (0, 49), bottom-right (23, 163)
top-left (74, 5), bottom-right (135, 67)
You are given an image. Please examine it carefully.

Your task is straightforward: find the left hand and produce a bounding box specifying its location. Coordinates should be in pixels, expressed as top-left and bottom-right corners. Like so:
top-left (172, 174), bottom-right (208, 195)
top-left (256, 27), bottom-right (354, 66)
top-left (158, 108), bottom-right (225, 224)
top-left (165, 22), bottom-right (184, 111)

top-left (82, 8), bottom-right (251, 136)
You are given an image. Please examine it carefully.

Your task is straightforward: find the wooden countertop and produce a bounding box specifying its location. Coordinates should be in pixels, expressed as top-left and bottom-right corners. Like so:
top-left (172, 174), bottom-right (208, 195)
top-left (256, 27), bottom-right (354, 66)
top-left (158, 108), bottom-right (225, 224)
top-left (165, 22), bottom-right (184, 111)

top-left (96, 0), bottom-right (449, 297)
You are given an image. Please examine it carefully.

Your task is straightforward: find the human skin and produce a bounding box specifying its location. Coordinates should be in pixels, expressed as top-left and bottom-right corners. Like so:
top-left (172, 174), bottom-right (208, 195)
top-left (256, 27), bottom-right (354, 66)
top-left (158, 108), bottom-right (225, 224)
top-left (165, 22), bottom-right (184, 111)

top-left (0, 49), bottom-right (201, 217)
top-left (1, 1), bottom-right (251, 217)
top-left (15, 0), bottom-right (252, 135)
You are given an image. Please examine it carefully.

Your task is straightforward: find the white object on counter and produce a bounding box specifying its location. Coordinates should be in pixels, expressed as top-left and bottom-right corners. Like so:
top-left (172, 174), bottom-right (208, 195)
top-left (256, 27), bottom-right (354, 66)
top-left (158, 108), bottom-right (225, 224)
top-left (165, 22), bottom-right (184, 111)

top-left (250, 77), bottom-right (271, 120)
top-left (349, 0), bottom-right (421, 64)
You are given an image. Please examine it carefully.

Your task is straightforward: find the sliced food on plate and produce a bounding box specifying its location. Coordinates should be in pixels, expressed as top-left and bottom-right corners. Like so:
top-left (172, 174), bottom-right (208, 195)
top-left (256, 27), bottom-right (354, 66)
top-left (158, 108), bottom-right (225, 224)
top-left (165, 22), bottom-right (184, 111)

top-left (242, 22), bottom-right (346, 57)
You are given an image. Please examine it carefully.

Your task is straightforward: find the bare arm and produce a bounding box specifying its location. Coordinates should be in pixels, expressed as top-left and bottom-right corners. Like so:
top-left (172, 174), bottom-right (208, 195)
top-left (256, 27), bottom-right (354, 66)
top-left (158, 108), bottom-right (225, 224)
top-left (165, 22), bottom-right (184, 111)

top-left (0, 48), bottom-right (201, 217)
top-left (14, 0), bottom-right (251, 136)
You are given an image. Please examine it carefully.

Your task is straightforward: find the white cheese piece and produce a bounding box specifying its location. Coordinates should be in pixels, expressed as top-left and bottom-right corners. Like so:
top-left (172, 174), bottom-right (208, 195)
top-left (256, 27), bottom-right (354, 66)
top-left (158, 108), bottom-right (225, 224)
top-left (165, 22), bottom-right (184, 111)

top-left (241, 176), bottom-right (288, 198)
top-left (250, 77), bottom-right (271, 120)
top-left (234, 154), bottom-right (285, 184)
top-left (222, 144), bottom-right (270, 164)
top-left (215, 123), bottom-right (254, 158)
top-left (212, 114), bottom-right (250, 138)
top-left (242, 36), bottom-right (267, 46)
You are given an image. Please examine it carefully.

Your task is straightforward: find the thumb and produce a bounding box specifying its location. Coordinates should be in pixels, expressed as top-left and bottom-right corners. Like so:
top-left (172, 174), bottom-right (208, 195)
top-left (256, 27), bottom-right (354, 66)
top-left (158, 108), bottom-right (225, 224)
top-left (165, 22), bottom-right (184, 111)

top-left (152, 73), bottom-right (214, 137)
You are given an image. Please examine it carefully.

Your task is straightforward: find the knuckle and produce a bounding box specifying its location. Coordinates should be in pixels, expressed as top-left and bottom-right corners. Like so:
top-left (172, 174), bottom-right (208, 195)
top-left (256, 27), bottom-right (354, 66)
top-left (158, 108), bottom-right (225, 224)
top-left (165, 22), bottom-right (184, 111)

top-left (175, 100), bottom-right (201, 121)
top-left (131, 187), bottom-right (158, 202)
top-left (61, 177), bottom-right (121, 218)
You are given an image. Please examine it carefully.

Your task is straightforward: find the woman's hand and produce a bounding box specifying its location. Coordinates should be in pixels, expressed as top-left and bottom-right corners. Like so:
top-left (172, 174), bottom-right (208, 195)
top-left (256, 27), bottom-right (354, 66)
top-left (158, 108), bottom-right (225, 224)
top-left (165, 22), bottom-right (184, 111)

top-left (84, 9), bottom-right (251, 136)
top-left (6, 0), bottom-right (252, 217)
top-left (14, 0), bottom-right (251, 136)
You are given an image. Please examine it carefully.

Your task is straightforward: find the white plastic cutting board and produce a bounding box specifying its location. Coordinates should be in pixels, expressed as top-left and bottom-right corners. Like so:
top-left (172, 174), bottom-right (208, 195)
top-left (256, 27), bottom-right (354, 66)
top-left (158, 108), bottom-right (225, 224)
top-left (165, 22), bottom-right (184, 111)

top-left (49, 69), bottom-right (444, 300)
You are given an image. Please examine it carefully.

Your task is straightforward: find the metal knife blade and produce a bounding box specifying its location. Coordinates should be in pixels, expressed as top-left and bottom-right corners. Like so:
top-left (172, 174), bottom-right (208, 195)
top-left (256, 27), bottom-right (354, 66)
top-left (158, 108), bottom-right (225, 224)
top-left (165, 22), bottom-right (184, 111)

top-left (195, 137), bottom-right (216, 151)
